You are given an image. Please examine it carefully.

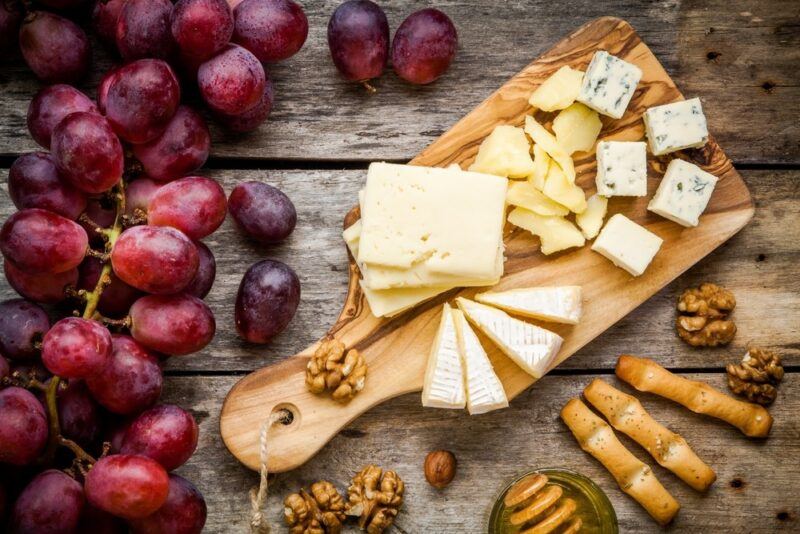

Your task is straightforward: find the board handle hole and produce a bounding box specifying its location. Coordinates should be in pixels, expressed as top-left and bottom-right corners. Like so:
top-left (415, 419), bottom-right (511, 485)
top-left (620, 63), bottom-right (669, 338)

top-left (272, 403), bottom-right (300, 428)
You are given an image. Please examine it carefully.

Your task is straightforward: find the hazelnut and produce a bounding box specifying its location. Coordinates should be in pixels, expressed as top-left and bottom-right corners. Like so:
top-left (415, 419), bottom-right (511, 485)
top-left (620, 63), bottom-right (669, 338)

top-left (424, 450), bottom-right (456, 489)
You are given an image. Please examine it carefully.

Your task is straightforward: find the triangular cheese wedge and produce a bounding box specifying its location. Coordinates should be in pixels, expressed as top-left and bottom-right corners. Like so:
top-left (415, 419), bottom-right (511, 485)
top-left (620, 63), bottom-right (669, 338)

top-left (476, 286), bottom-right (582, 325)
top-left (421, 303), bottom-right (466, 409)
top-left (456, 298), bottom-right (563, 379)
top-left (452, 309), bottom-right (508, 415)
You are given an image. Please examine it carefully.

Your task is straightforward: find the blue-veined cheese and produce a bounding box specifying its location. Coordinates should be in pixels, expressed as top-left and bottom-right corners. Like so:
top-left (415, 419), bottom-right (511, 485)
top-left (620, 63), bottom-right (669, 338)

top-left (577, 51), bottom-right (642, 119)
top-left (643, 97), bottom-right (709, 156)
top-left (591, 214), bottom-right (663, 276)
top-left (595, 141), bottom-right (648, 197)
top-left (647, 159), bottom-right (718, 227)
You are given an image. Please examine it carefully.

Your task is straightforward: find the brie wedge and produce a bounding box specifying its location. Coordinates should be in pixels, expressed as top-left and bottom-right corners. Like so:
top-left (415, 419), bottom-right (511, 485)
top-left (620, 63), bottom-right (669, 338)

top-left (475, 286), bottom-right (582, 325)
top-left (421, 303), bottom-right (466, 409)
top-left (456, 298), bottom-right (563, 379)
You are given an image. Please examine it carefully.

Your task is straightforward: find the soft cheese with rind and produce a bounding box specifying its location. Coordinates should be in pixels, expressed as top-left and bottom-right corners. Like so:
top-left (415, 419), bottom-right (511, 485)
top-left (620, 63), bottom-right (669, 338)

top-left (476, 286), bottom-right (582, 325)
top-left (595, 141), bottom-right (648, 197)
top-left (577, 50), bottom-right (642, 119)
top-left (422, 304), bottom-right (466, 409)
top-left (647, 159), bottom-right (718, 227)
top-left (591, 214), bottom-right (663, 276)
top-left (643, 97), bottom-right (709, 156)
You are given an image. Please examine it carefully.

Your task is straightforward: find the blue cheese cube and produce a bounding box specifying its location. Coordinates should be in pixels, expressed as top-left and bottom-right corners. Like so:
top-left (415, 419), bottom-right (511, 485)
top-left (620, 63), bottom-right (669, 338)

top-left (643, 98), bottom-right (709, 156)
top-left (648, 159), bottom-right (718, 227)
top-left (595, 141), bottom-right (648, 197)
top-left (592, 214), bottom-right (663, 276)
top-left (577, 51), bottom-right (642, 119)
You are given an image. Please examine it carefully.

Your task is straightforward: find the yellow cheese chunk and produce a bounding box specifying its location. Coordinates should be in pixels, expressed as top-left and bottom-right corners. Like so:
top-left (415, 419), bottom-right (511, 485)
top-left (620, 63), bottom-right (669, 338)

top-left (468, 125), bottom-right (535, 179)
top-left (524, 115), bottom-right (575, 184)
top-left (553, 103), bottom-right (603, 155)
top-left (576, 194), bottom-right (608, 239)
top-left (542, 164), bottom-right (587, 214)
top-left (528, 66), bottom-right (585, 112)
top-left (507, 181), bottom-right (569, 217)
top-left (508, 207), bottom-right (585, 255)
top-left (529, 145), bottom-right (550, 191)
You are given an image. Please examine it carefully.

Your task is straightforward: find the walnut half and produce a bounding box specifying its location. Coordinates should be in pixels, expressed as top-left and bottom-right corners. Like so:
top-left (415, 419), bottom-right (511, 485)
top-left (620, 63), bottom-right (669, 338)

top-left (284, 481), bottom-right (346, 534)
top-left (345, 465), bottom-right (404, 534)
top-left (306, 338), bottom-right (367, 402)
top-left (676, 283), bottom-right (736, 347)
top-left (727, 347), bottom-right (784, 405)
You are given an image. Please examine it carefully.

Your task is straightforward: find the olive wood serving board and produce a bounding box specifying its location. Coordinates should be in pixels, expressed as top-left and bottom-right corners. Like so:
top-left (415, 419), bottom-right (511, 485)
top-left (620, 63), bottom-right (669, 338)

top-left (220, 17), bottom-right (754, 473)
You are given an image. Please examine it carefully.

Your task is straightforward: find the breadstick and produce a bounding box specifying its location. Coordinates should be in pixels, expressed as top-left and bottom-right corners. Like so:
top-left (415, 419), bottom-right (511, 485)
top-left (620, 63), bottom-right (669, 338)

top-left (560, 398), bottom-right (680, 525)
top-left (584, 378), bottom-right (716, 491)
top-left (616, 355), bottom-right (772, 438)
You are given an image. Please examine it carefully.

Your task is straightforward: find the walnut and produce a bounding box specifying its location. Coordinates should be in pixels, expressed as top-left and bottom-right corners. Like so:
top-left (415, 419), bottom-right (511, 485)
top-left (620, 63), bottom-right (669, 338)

top-left (727, 347), bottom-right (784, 405)
top-left (306, 338), bottom-right (367, 402)
top-left (284, 481), bottom-right (346, 534)
top-left (676, 283), bottom-right (737, 346)
top-left (424, 450), bottom-right (456, 489)
top-left (345, 465), bottom-right (404, 534)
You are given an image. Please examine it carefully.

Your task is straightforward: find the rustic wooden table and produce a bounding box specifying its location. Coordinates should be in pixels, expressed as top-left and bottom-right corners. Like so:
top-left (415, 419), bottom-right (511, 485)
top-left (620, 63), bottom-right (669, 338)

top-left (1, 1), bottom-right (798, 532)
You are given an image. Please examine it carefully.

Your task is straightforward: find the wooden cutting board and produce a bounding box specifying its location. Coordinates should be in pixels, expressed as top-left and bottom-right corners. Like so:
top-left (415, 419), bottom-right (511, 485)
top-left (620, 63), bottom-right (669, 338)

top-left (220, 16), bottom-right (754, 473)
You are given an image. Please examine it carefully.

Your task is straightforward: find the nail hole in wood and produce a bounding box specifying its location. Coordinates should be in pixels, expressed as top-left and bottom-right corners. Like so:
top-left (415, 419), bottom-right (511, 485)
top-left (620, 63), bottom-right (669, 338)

top-left (730, 477), bottom-right (745, 489)
top-left (762, 81), bottom-right (775, 92)
top-left (756, 253), bottom-right (766, 262)
top-left (776, 511), bottom-right (791, 521)
top-left (706, 51), bottom-right (721, 61)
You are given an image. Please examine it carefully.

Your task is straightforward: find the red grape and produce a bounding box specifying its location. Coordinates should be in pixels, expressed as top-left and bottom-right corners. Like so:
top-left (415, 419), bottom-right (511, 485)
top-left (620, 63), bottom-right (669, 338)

top-left (19, 11), bottom-right (90, 84)
top-left (185, 241), bottom-right (215, 298)
top-left (216, 77), bottom-right (273, 132)
top-left (4, 260), bottom-right (78, 304)
top-left (116, 0), bottom-right (176, 61)
top-left (121, 404), bottom-right (198, 470)
top-left (105, 418), bottom-right (133, 453)
top-left (198, 44), bottom-right (265, 115)
top-left (112, 225), bottom-right (199, 294)
top-left (0, 208), bottom-right (88, 274)
top-left (41, 317), bottom-right (112, 379)
top-left (27, 85), bottom-right (97, 149)
top-left (0, 355), bottom-right (8, 380)
top-left (391, 8), bottom-right (457, 85)
top-left (125, 178), bottom-right (163, 216)
top-left (85, 454), bottom-right (170, 519)
top-left (0, 387), bottom-right (48, 465)
top-left (129, 474), bottom-right (207, 534)
top-left (86, 335), bottom-right (163, 415)
top-left (58, 380), bottom-right (101, 446)
top-left (0, 0), bottom-right (21, 54)
top-left (129, 294), bottom-right (215, 355)
top-left (78, 257), bottom-right (144, 318)
top-left (228, 181), bottom-right (296, 243)
top-left (38, 0), bottom-right (88, 8)
top-left (8, 152), bottom-right (87, 219)
top-left (78, 504), bottom-right (128, 534)
top-left (51, 112), bottom-right (124, 194)
top-left (171, 0), bottom-right (233, 62)
top-left (148, 176), bottom-right (227, 240)
top-left (233, 0), bottom-right (308, 63)
top-left (132, 106), bottom-right (211, 182)
top-left (235, 259), bottom-right (299, 343)
top-left (327, 0), bottom-right (389, 84)
top-left (0, 299), bottom-right (49, 360)
top-left (92, 0), bottom-right (126, 48)
top-left (104, 59), bottom-right (181, 144)
top-left (96, 67), bottom-right (119, 115)
top-left (10, 470), bottom-right (84, 533)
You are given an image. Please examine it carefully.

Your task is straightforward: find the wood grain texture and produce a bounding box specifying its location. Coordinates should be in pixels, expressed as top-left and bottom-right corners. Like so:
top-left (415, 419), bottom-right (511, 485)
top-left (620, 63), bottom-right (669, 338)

top-left (219, 17), bottom-right (757, 473)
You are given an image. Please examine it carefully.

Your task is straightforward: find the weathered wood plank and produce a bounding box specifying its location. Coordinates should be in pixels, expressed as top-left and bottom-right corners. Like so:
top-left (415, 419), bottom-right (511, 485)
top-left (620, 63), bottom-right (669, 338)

top-left (1, 169), bottom-right (797, 372)
top-left (171, 372), bottom-right (800, 532)
top-left (0, 0), bottom-right (797, 163)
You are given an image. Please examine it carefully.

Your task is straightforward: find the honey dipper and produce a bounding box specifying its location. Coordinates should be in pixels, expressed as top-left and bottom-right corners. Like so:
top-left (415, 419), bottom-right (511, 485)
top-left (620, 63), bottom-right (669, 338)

top-left (503, 474), bottom-right (582, 533)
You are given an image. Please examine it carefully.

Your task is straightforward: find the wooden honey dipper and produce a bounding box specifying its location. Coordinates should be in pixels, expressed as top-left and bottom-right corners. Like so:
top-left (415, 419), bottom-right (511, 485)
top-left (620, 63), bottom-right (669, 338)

top-left (503, 474), bottom-right (582, 534)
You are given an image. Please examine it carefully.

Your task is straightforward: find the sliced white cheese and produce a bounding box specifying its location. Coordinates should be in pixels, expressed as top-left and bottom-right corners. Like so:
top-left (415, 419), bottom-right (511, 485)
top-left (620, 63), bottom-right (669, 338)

top-left (475, 286), bottom-right (582, 325)
top-left (595, 141), bottom-right (648, 197)
top-left (643, 97), bottom-right (709, 156)
top-left (342, 219), bottom-right (362, 249)
top-left (456, 297), bottom-right (563, 379)
top-left (508, 208), bottom-right (585, 255)
top-left (528, 65), bottom-right (585, 112)
top-left (576, 194), bottom-right (608, 239)
top-left (529, 144), bottom-right (551, 191)
top-left (647, 159), bottom-right (718, 227)
top-left (524, 115), bottom-right (576, 184)
top-left (468, 125), bottom-right (536, 179)
top-left (577, 50), bottom-right (642, 119)
top-left (422, 304), bottom-right (466, 409)
top-left (591, 214), bottom-right (663, 276)
top-left (452, 309), bottom-right (508, 415)
top-left (506, 181), bottom-right (569, 217)
top-left (552, 103), bottom-right (603, 155)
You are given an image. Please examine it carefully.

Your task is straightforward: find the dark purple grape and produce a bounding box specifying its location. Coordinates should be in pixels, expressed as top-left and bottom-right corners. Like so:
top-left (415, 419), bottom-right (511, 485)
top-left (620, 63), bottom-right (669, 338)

top-left (8, 152), bottom-right (87, 219)
top-left (27, 85), bottom-right (98, 149)
top-left (216, 77), bottom-right (273, 132)
top-left (41, 317), bottom-right (112, 379)
top-left (38, 0), bottom-right (88, 8)
top-left (228, 181), bottom-right (296, 243)
top-left (198, 44), bottom-right (265, 115)
top-left (233, 0), bottom-right (307, 63)
top-left (80, 198), bottom-right (117, 248)
top-left (92, 0), bottom-right (126, 48)
top-left (185, 241), bottom-right (215, 298)
top-left (19, 11), bottom-right (90, 84)
top-left (58, 380), bottom-right (101, 446)
top-left (10, 470), bottom-right (84, 533)
top-left (129, 294), bottom-right (215, 355)
top-left (111, 225), bottom-right (199, 294)
top-left (148, 176), bottom-right (227, 240)
top-left (78, 504), bottom-right (128, 534)
top-left (235, 259), bottom-right (299, 343)
top-left (116, 0), bottom-right (176, 61)
top-left (327, 0), bottom-right (389, 85)
top-left (132, 106), bottom-right (211, 182)
top-left (129, 474), bottom-right (207, 534)
top-left (0, 355), bottom-right (9, 380)
top-left (85, 454), bottom-right (169, 519)
top-left (96, 67), bottom-right (119, 115)
top-left (0, 299), bottom-right (49, 360)
top-left (78, 257), bottom-right (143, 318)
top-left (171, 0), bottom-right (233, 62)
top-left (105, 418), bottom-right (133, 452)
top-left (51, 112), bottom-right (124, 194)
top-left (86, 335), bottom-right (162, 415)
top-left (4, 260), bottom-right (78, 304)
top-left (121, 404), bottom-right (198, 470)
top-left (0, 387), bottom-right (48, 465)
top-left (0, 208), bottom-right (88, 274)
top-left (125, 178), bottom-right (163, 216)
top-left (104, 59), bottom-right (181, 144)
top-left (0, 0), bottom-right (22, 54)
top-left (391, 8), bottom-right (457, 85)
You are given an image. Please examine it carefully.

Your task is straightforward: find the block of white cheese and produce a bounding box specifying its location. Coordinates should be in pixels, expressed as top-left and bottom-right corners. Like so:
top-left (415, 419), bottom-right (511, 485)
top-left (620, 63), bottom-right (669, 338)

top-left (422, 303), bottom-right (466, 409)
top-left (595, 141), bottom-right (648, 197)
top-left (648, 159), bottom-right (718, 227)
top-left (476, 286), bottom-right (582, 325)
top-left (358, 163), bottom-right (508, 279)
top-left (577, 50), bottom-right (642, 119)
top-left (452, 309), bottom-right (508, 414)
top-left (644, 98), bottom-right (708, 156)
top-left (456, 297), bottom-right (563, 379)
top-left (591, 214), bottom-right (663, 276)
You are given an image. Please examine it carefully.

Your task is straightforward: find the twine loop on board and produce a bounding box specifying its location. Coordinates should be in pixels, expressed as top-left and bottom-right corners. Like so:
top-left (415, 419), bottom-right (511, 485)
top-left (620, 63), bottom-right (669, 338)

top-left (249, 409), bottom-right (293, 533)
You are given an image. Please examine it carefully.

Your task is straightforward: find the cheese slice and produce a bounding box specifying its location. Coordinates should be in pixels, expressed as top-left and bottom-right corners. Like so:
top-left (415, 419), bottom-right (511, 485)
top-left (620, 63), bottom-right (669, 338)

top-left (468, 125), bottom-right (536, 179)
top-left (422, 304), bottom-right (466, 409)
top-left (476, 286), bottom-right (582, 325)
top-left (506, 181), bottom-right (569, 217)
top-left (524, 115), bottom-right (576, 184)
top-left (529, 145), bottom-right (551, 191)
top-left (542, 164), bottom-right (587, 214)
top-left (456, 298), bottom-right (563, 379)
top-left (576, 194), bottom-right (608, 239)
top-left (452, 309), bottom-right (508, 414)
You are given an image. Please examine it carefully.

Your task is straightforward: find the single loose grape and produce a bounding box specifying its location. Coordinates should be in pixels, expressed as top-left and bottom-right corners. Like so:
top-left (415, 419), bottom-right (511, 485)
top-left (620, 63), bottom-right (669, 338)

top-left (228, 181), bottom-right (296, 243)
top-left (391, 8), bottom-right (457, 85)
top-left (235, 259), bottom-right (300, 343)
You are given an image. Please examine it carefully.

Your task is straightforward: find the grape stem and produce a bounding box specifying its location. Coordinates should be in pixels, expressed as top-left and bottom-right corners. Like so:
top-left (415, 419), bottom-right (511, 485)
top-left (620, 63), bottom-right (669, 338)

top-left (360, 80), bottom-right (377, 93)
